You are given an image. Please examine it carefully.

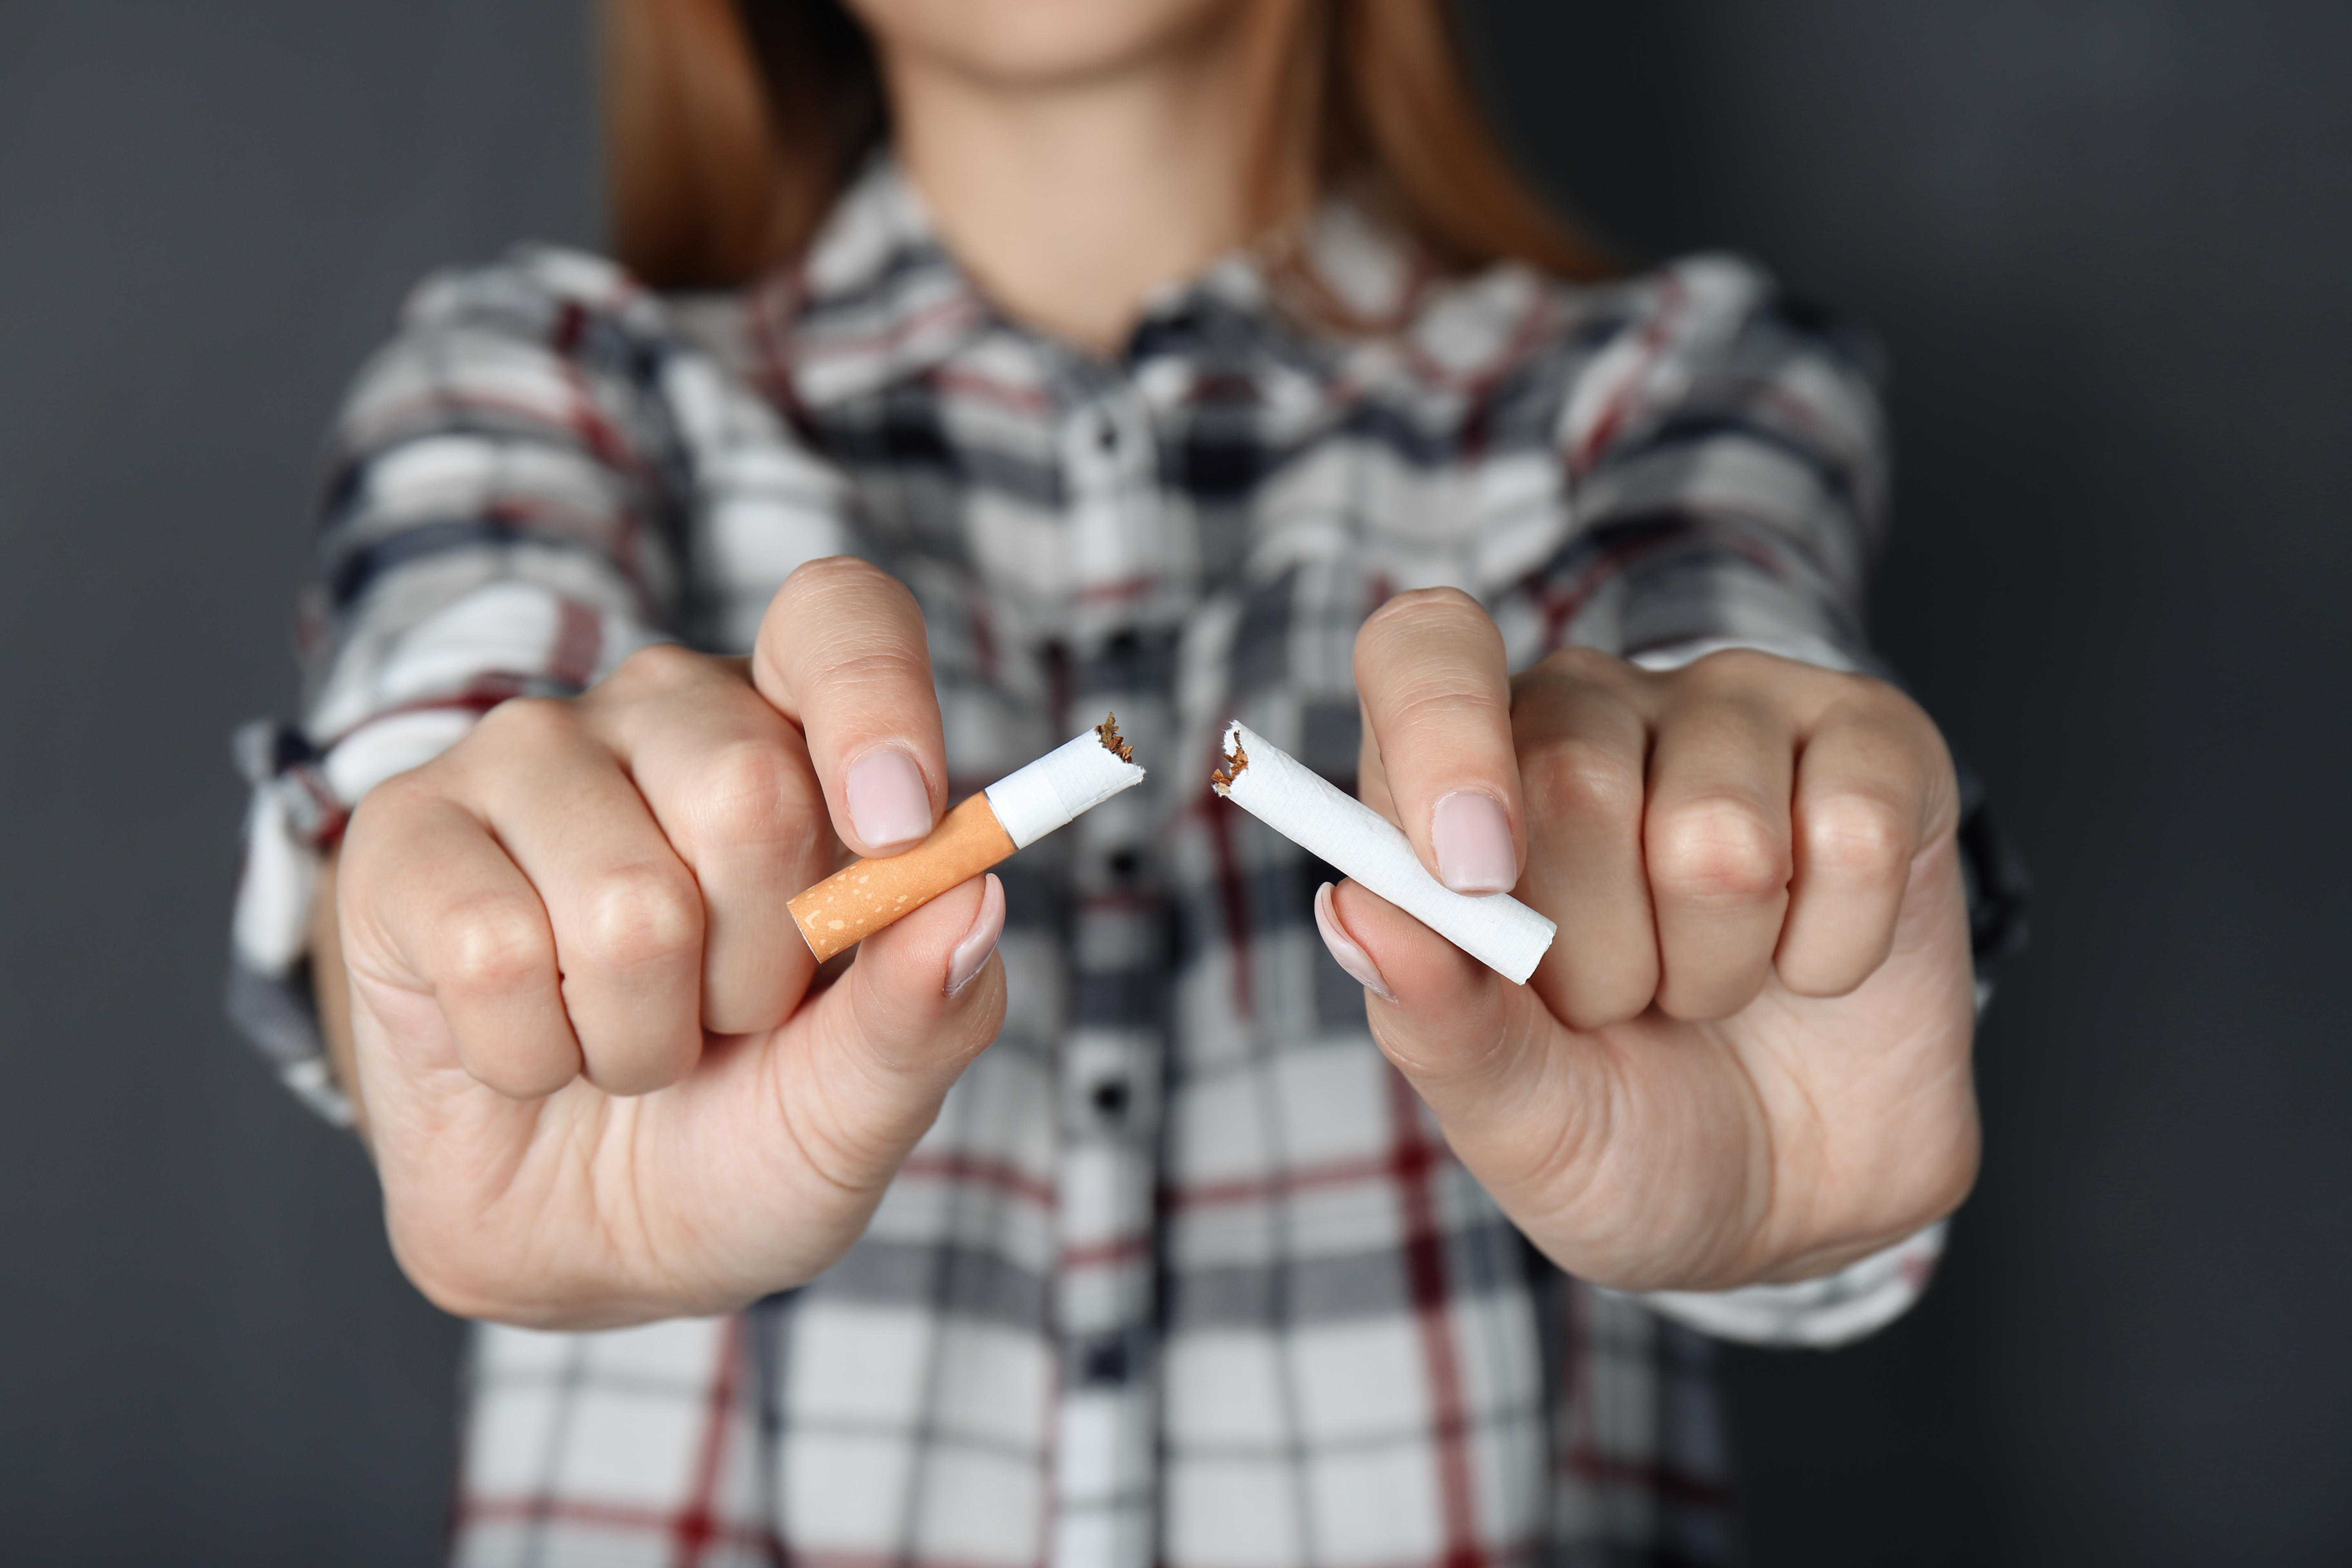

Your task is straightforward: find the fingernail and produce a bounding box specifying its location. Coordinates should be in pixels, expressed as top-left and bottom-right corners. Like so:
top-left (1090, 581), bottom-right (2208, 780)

top-left (945, 874), bottom-right (1006, 997)
top-left (1432, 791), bottom-right (1516, 894)
top-left (1314, 882), bottom-right (1397, 1003)
top-left (846, 748), bottom-right (933, 853)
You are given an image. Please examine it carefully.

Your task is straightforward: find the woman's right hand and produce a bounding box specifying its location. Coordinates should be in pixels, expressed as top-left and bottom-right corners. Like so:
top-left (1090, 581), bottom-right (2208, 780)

top-left (323, 558), bottom-right (1009, 1329)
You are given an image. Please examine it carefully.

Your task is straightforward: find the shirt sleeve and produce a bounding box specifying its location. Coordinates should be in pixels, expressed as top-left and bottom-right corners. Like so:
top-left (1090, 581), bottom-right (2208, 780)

top-left (1633, 1223), bottom-right (1950, 1348)
top-left (226, 247), bottom-right (695, 1124)
top-left (1513, 252), bottom-right (1889, 676)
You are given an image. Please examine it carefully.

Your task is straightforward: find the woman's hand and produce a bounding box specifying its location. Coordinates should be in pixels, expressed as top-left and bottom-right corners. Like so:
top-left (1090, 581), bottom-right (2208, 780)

top-left (1322, 588), bottom-right (1980, 1292)
top-left (323, 559), bottom-right (1009, 1328)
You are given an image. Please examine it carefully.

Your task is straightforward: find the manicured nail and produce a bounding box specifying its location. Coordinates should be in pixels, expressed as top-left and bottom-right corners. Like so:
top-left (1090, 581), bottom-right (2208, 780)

top-left (1314, 882), bottom-right (1397, 1003)
top-left (945, 874), bottom-right (1006, 997)
top-left (846, 748), bottom-right (933, 853)
top-left (1432, 791), bottom-right (1516, 894)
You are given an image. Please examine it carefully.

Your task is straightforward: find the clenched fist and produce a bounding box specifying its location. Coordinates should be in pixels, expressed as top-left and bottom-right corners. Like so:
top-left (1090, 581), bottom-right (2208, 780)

top-left (1318, 588), bottom-right (1980, 1292)
top-left (319, 559), bottom-right (1008, 1327)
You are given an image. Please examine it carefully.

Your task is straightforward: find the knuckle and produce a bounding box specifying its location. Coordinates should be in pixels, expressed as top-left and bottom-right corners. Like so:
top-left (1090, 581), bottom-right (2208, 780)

top-left (604, 640), bottom-right (704, 697)
top-left (1868, 686), bottom-right (1953, 774)
top-left (469, 695), bottom-right (576, 751)
top-left (1527, 644), bottom-right (1625, 686)
top-left (1706, 646), bottom-right (1780, 674)
top-left (1830, 666), bottom-right (1909, 711)
top-left (433, 898), bottom-right (555, 997)
top-left (1802, 792), bottom-right (1911, 882)
top-left (1523, 735), bottom-right (1643, 824)
top-left (1652, 797), bottom-right (1790, 904)
top-left (576, 864), bottom-right (704, 973)
top-left (1815, 670), bottom-right (1916, 734)
top-left (1679, 646), bottom-right (1784, 689)
top-left (692, 741), bottom-right (821, 855)
top-left (342, 773), bottom-right (435, 853)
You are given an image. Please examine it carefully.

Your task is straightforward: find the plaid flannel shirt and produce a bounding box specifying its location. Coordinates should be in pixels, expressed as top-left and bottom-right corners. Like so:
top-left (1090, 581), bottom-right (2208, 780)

top-left (229, 157), bottom-right (1975, 1568)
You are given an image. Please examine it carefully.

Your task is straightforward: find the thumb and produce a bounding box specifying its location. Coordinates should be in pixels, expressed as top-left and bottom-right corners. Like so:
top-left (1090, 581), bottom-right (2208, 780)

top-left (764, 871), bottom-right (1011, 1192)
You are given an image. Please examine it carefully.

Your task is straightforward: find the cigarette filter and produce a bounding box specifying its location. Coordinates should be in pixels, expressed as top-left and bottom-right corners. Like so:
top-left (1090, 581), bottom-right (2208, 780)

top-left (788, 717), bottom-right (1146, 961)
top-left (1211, 720), bottom-right (1557, 984)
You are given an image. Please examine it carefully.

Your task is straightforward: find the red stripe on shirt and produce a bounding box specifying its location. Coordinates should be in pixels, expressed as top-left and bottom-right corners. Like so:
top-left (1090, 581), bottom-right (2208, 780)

top-left (667, 1314), bottom-right (749, 1568)
top-left (550, 597), bottom-right (604, 691)
top-left (1387, 1071), bottom-right (1483, 1568)
top-left (898, 1150), bottom-right (1056, 1209)
top-left (1570, 274), bottom-right (1688, 475)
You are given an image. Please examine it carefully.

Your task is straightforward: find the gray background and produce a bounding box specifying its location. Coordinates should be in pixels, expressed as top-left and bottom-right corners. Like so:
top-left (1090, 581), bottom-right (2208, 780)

top-left (0, 1), bottom-right (2345, 1562)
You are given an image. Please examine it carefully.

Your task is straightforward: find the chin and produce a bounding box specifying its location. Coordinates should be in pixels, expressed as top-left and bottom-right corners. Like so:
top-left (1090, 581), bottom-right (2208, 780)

top-left (844, 0), bottom-right (1259, 85)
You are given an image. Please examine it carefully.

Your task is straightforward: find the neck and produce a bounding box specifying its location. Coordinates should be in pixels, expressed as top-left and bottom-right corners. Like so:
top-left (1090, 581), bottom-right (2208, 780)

top-left (879, 17), bottom-right (1287, 354)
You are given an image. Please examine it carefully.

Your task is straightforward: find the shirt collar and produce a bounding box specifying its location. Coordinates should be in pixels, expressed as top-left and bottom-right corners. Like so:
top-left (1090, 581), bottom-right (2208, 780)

top-left (767, 154), bottom-right (992, 409)
top-left (766, 151), bottom-right (1432, 409)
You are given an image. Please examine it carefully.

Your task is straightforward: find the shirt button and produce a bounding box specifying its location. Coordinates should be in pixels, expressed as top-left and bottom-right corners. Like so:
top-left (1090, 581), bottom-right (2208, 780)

top-left (1091, 1078), bottom-right (1129, 1120)
top-left (1096, 414), bottom-right (1119, 452)
top-left (1107, 848), bottom-right (1140, 881)
top-left (1082, 1337), bottom-right (1130, 1385)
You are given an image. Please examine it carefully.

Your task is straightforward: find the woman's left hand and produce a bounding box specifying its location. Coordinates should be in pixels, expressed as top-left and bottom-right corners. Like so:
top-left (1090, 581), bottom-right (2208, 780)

top-left (1323, 589), bottom-right (1980, 1292)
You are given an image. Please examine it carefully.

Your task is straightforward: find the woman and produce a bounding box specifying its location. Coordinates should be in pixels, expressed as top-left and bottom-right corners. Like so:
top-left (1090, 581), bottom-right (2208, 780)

top-left (230, 1), bottom-right (1985, 1562)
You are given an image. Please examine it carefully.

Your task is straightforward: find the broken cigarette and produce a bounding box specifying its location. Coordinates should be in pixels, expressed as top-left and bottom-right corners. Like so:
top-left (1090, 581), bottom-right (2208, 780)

top-left (788, 716), bottom-right (1147, 961)
top-left (1210, 720), bottom-right (1557, 984)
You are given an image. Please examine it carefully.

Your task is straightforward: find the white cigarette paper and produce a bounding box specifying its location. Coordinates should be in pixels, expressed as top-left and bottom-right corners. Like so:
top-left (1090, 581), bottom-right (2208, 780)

top-left (983, 722), bottom-right (1147, 849)
top-left (789, 716), bottom-right (1147, 961)
top-left (1211, 720), bottom-right (1557, 984)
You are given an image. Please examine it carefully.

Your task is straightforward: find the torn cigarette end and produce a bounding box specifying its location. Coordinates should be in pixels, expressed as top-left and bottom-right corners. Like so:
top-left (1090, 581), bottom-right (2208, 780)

top-left (1210, 720), bottom-right (1555, 984)
top-left (1209, 735), bottom-right (1248, 795)
top-left (788, 716), bottom-right (1149, 961)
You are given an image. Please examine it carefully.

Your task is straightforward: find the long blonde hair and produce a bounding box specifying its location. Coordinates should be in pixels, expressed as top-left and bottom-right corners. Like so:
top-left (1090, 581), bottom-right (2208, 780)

top-left (604, 0), bottom-right (1613, 291)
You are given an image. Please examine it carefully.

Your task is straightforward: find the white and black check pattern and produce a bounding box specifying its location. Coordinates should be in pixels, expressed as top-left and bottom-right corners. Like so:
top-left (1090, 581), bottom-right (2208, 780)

top-left (231, 157), bottom-right (1975, 1567)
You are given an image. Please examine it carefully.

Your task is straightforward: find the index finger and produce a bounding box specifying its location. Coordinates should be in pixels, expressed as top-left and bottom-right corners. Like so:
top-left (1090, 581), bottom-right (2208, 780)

top-left (1353, 587), bottom-right (1526, 894)
top-left (753, 557), bottom-right (948, 860)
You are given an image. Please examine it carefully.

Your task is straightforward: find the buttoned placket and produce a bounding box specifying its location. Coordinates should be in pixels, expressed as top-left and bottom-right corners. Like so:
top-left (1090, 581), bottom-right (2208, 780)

top-left (1049, 364), bottom-right (1174, 1568)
